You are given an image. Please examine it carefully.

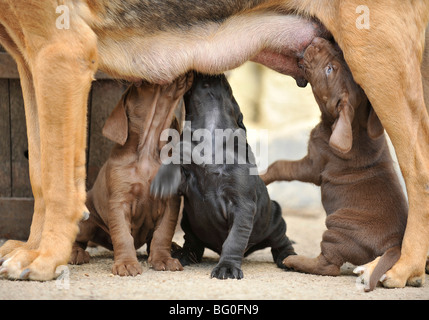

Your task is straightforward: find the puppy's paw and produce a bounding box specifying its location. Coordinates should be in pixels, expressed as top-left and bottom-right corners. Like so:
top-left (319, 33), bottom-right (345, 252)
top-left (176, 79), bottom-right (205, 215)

top-left (150, 164), bottom-right (181, 199)
top-left (112, 260), bottom-right (142, 277)
top-left (69, 246), bottom-right (90, 265)
top-left (211, 262), bottom-right (243, 280)
top-left (172, 247), bottom-right (202, 266)
top-left (150, 257), bottom-right (183, 271)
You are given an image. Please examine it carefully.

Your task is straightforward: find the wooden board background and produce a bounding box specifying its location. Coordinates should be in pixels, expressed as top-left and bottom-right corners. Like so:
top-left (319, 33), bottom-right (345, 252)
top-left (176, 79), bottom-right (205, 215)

top-left (0, 49), bottom-right (128, 240)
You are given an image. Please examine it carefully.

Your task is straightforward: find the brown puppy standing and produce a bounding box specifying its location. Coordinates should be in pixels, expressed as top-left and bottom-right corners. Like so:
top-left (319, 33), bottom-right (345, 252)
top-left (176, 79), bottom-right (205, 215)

top-left (70, 74), bottom-right (192, 276)
top-left (261, 38), bottom-right (408, 291)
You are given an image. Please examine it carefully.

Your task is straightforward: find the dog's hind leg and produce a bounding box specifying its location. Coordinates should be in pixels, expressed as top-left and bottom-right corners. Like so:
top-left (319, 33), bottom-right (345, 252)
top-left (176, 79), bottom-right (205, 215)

top-left (283, 253), bottom-right (340, 276)
top-left (23, 43), bottom-right (96, 280)
top-left (0, 25), bottom-right (45, 271)
top-left (1, 17), bottom-right (98, 280)
top-left (283, 211), bottom-right (364, 276)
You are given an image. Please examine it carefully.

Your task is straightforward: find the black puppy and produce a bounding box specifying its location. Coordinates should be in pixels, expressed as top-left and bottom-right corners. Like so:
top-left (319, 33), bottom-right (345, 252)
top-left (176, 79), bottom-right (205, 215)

top-left (151, 72), bottom-right (295, 279)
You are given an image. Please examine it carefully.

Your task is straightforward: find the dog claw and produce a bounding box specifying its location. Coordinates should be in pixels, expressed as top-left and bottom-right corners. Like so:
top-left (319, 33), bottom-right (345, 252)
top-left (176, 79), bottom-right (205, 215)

top-left (0, 266), bottom-right (7, 276)
top-left (353, 266), bottom-right (365, 275)
top-left (20, 268), bottom-right (31, 279)
top-left (82, 211), bottom-right (90, 221)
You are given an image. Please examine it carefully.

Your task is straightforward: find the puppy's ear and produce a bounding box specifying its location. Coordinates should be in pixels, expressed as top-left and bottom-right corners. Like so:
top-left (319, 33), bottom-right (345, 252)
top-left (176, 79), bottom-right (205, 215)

top-left (329, 95), bottom-right (354, 153)
top-left (237, 112), bottom-right (246, 132)
top-left (367, 104), bottom-right (384, 140)
top-left (231, 97), bottom-right (246, 132)
top-left (102, 91), bottom-right (129, 145)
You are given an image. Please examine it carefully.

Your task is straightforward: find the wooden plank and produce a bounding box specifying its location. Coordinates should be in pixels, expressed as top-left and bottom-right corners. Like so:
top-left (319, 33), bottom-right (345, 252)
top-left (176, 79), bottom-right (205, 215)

top-left (0, 79), bottom-right (11, 197)
top-left (9, 79), bottom-right (32, 197)
top-left (0, 197), bottom-right (34, 240)
top-left (86, 80), bottom-right (127, 189)
top-left (0, 52), bottom-right (19, 79)
top-left (0, 78), bottom-right (127, 195)
top-left (0, 52), bottom-right (112, 79)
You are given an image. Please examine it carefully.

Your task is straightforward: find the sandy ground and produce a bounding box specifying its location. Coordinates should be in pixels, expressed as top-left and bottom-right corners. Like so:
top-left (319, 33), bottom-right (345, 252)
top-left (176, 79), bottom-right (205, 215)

top-left (1, 63), bottom-right (428, 300)
top-left (1, 214), bottom-right (428, 300)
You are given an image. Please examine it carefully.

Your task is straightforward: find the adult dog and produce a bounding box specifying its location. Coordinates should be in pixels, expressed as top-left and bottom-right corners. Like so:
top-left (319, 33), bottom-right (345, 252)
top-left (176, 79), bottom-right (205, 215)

top-left (0, 1), bottom-right (428, 288)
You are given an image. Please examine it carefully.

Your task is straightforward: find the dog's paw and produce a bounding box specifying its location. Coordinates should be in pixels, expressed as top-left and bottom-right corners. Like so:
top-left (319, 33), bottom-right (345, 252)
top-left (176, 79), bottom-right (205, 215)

top-left (381, 265), bottom-right (425, 288)
top-left (282, 255), bottom-right (300, 270)
top-left (112, 260), bottom-right (142, 277)
top-left (211, 262), bottom-right (243, 280)
top-left (69, 246), bottom-right (90, 265)
top-left (172, 247), bottom-right (202, 266)
top-left (150, 257), bottom-right (183, 271)
top-left (353, 264), bottom-right (374, 291)
top-left (0, 248), bottom-right (64, 281)
top-left (150, 164), bottom-right (181, 199)
top-left (0, 240), bottom-right (27, 259)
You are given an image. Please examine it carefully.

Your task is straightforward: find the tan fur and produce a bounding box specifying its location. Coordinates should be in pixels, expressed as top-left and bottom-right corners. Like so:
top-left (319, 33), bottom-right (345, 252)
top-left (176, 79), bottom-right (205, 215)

top-left (0, 0), bottom-right (428, 286)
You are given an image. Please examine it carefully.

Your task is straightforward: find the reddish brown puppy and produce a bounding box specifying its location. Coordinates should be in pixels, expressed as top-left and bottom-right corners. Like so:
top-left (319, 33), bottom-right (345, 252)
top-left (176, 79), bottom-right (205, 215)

top-left (69, 74), bottom-right (192, 276)
top-left (261, 37), bottom-right (408, 291)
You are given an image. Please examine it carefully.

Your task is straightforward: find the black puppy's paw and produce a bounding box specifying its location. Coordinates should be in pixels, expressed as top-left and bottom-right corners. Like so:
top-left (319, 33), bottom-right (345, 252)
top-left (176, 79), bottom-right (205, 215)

top-left (272, 245), bottom-right (296, 270)
top-left (172, 247), bottom-right (202, 266)
top-left (151, 164), bottom-right (181, 198)
top-left (211, 262), bottom-right (243, 280)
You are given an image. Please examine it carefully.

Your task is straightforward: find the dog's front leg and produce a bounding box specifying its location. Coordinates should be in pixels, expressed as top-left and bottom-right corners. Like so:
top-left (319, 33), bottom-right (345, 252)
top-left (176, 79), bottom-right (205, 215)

top-left (1, 26), bottom-right (98, 280)
top-left (108, 201), bottom-right (142, 277)
top-left (0, 56), bottom-right (43, 264)
top-left (260, 155), bottom-right (321, 186)
top-left (327, 2), bottom-right (429, 288)
top-left (0, 28), bottom-right (45, 273)
top-left (148, 196), bottom-right (183, 272)
top-left (210, 204), bottom-right (256, 280)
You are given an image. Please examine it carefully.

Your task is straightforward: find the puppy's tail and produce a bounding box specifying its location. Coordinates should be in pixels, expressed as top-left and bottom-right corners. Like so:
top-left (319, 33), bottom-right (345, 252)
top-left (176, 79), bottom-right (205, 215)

top-left (367, 246), bottom-right (401, 292)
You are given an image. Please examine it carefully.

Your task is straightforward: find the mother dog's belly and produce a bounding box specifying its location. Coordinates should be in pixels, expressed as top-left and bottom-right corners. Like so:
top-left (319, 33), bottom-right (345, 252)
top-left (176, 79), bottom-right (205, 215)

top-left (94, 12), bottom-right (324, 85)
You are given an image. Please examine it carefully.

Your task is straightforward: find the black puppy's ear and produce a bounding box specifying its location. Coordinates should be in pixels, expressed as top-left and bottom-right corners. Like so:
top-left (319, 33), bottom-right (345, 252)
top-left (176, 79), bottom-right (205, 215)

top-left (231, 97), bottom-right (246, 132)
top-left (367, 104), bottom-right (384, 140)
top-left (237, 112), bottom-right (246, 132)
top-left (329, 94), bottom-right (354, 153)
top-left (102, 89), bottom-right (129, 145)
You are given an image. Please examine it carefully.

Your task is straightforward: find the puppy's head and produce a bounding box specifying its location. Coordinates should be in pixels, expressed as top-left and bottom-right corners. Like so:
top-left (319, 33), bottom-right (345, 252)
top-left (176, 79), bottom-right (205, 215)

top-left (102, 85), bottom-right (147, 146)
top-left (301, 37), bottom-right (383, 153)
top-left (102, 80), bottom-right (190, 146)
top-left (184, 72), bottom-right (246, 131)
